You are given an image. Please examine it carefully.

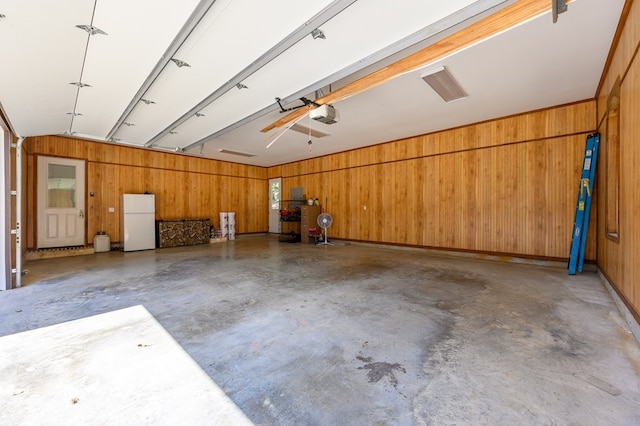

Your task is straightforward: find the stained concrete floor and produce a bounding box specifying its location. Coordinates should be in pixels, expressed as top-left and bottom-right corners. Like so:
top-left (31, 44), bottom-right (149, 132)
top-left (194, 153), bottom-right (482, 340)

top-left (1, 236), bottom-right (640, 425)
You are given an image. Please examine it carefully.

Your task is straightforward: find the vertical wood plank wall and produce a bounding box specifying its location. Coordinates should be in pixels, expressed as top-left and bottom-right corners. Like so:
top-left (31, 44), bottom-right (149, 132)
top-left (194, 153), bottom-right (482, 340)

top-left (24, 136), bottom-right (268, 248)
top-left (269, 101), bottom-right (596, 260)
top-left (596, 0), bottom-right (640, 319)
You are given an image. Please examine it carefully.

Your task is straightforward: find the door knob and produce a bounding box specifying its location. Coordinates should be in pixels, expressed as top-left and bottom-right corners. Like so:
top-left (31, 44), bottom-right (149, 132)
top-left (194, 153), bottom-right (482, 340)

top-left (79, 209), bottom-right (85, 219)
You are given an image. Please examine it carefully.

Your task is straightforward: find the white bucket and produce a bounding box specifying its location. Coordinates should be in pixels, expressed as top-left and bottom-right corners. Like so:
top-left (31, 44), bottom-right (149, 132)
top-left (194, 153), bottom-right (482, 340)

top-left (228, 212), bottom-right (236, 240)
top-left (219, 212), bottom-right (229, 238)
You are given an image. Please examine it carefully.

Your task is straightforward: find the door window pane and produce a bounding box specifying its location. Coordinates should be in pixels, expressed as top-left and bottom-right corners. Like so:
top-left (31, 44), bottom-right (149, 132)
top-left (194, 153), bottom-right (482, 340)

top-left (48, 164), bottom-right (76, 208)
top-left (271, 181), bottom-right (280, 209)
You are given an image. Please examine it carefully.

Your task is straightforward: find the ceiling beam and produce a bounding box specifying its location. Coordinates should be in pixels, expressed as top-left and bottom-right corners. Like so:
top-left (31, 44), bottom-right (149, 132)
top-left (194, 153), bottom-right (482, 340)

top-left (261, 0), bottom-right (561, 133)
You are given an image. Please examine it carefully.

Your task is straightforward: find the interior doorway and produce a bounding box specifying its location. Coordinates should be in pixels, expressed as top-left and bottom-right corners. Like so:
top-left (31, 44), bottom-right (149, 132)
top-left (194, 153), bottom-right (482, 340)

top-left (37, 156), bottom-right (86, 248)
top-left (268, 177), bottom-right (281, 234)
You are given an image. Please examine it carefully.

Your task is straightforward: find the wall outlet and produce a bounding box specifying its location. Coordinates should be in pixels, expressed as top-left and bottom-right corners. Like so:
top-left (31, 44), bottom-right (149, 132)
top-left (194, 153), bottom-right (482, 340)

top-left (108, 207), bottom-right (115, 213)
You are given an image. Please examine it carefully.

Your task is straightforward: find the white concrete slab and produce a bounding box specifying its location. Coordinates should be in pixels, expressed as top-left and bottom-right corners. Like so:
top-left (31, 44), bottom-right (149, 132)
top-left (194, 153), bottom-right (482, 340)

top-left (0, 305), bottom-right (253, 425)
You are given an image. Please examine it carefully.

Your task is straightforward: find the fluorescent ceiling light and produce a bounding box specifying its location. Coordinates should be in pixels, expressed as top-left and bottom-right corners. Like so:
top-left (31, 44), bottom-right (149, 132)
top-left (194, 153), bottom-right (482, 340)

top-left (421, 66), bottom-right (467, 102)
top-left (290, 123), bottom-right (330, 138)
top-left (218, 149), bottom-right (256, 157)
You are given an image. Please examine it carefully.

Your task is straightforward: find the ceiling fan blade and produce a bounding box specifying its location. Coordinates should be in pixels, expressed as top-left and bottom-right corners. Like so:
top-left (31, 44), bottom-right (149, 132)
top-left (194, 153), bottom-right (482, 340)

top-left (260, 0), bottom-right (552, 134)
top-left (264, 110), bottom-right (310, 149)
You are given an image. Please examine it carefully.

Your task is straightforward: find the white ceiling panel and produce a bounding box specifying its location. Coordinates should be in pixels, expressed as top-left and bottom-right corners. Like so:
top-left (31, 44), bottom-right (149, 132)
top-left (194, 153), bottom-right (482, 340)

top-left (0, 0), bottom-right (626, 168)
top-left (0, 0), bottom-right (94, 136)
top-left (72, 0), bottom-right (200, 139)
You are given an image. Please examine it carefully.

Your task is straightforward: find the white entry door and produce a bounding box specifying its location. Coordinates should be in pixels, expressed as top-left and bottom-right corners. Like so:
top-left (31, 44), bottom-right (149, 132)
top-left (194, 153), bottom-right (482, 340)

top-left (37, 156), bottom-right (85, 248)
top-left (268, 177), bottom-right (281, 234)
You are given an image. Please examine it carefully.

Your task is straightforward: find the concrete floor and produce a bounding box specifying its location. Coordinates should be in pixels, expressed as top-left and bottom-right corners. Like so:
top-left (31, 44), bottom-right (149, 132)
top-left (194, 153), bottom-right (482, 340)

top-left (1, 236), bottom-right (640, 425)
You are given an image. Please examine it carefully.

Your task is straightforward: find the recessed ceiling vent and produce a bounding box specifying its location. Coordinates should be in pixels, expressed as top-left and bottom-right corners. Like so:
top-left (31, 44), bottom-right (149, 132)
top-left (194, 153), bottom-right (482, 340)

top-left (310, 104), bottom-right (339, 124)
top-left (421, 66), bottom-right (467, 103)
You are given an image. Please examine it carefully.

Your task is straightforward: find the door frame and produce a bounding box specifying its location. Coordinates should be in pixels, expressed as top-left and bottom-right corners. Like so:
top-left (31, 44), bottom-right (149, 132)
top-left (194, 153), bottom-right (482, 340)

top-left (37, 155), bottom-right (86, 248)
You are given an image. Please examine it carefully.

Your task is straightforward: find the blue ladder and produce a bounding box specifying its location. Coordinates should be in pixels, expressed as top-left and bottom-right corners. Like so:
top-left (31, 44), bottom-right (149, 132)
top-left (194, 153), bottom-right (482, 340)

top-left (568, 133), bottom-right (600, 275)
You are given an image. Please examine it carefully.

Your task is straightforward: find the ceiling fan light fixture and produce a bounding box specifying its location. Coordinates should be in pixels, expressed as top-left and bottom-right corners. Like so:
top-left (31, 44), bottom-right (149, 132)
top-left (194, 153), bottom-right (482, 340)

top-left (170, 58), bottom-right (191, 68)
top-left (76, 24), bottom-right (107, 36)
top-left (421, 66), bottom-right (467, 103)
top-left (311, 28), bottom-right (325, 40)
top-left (218, 148), bottom-right (256, 158)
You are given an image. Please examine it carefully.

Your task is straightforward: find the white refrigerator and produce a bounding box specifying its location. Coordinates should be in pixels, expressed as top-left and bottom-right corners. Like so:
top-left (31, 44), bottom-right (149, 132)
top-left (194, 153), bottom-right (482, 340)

top-left (121, 194), bottom-right (156, 251)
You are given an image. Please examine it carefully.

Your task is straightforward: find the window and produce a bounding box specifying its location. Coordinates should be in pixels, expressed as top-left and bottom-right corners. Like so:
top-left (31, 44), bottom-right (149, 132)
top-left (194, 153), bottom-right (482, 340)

top-left (605, 78), bottom-right (620, 240)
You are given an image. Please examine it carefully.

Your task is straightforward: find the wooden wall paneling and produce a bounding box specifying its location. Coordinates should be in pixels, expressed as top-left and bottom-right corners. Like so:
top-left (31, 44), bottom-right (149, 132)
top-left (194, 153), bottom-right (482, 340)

top-left (491, 145), bottom-right (507, 253)
top-left (423, 155), bottom-right (436, 246)
top-left (407, 158), bottom-right (422, 246)
top-left (348, 168), bottom-right (359, 240)
top-left (528, 140), bottom-right (543, 256)
top-left (464, 149), bottom-right (478, 251)
top-left (433, 152), bottom-right (446, 247)
top-left (432, 154), bottom-right (445, 247)
top-left (621, 48), bottom-right (639, 309)
top-left (595, 0), bottom-right (640, 320)
top-left (24, 136), bottom-right (270, 247)
top-left (631, 51), bottom-right (639, 310)
top-left (268, 165), bottom-right (282, 179)
top-left (23, 99), bottom-right (598, 258)
top-left (367, 164), bottom-right (380, 242)
top-left (332, 168), bottom-right (344, 237)
top-left (444, 149), bottom-right (459, 249)
top-left (358, 165), bottom-right (370, 241)
top-left (477, 147), bottom-right (493, 252)
top-left (547, 138), bottom-right (564, 257)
